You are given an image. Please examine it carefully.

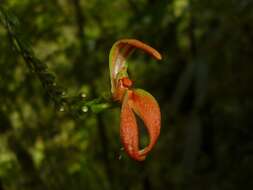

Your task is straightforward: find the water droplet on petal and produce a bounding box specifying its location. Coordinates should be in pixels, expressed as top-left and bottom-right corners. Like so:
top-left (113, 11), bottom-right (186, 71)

top-left (81, 106), bottom-right (88, 113)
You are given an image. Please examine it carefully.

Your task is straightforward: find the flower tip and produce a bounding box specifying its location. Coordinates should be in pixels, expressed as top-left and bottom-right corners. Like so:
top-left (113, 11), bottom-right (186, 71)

top-left (126, 150), bottom-right (147, 161)
top-left (133, 155), bottom-right (146, 162)
top-left (155, 52), bottom-right (162, 60)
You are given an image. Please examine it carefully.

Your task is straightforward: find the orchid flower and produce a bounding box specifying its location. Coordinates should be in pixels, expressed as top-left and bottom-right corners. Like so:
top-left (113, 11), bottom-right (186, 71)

top-left (109, 39), bottom-right (162, 161)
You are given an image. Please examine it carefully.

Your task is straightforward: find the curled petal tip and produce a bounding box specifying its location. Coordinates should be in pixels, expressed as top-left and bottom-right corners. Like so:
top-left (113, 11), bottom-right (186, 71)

top-left (120, 90), bottom-right (161, 161)
top-left (154, 51), bottom-right (162, 60)
top-left (117, 39), bottom-right (162, 61)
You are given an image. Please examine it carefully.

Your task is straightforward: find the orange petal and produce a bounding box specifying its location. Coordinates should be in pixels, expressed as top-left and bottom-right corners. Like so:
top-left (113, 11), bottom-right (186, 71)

top-left (120, 89), bottom-right (161, 161)
top-left (130, 89), bottom-right (161, 158)
top-left (120, 90), bottom-right (146, 161)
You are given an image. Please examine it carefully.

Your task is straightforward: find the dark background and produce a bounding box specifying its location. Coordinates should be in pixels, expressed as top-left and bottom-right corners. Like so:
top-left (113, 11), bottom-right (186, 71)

top-left (0, 0), bottom-right (253, 190)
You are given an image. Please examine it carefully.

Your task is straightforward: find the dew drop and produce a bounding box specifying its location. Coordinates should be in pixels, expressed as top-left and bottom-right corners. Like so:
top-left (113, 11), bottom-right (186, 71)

top-left (81, 106), bottom-right (88, 113)
top-left (61, 91), bottom-right (66, 96)
top-left (80, 93), bottom-right (87, 98)
top-left (59, 106), bottom-right (65, 112)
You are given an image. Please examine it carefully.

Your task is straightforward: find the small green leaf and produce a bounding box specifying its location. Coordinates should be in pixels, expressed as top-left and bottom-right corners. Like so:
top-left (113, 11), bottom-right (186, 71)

top-left (90, 103), bottom-right (110, 113)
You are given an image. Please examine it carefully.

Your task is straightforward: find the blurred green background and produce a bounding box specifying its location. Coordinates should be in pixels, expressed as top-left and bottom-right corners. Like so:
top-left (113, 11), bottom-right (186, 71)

top-left (0, 0), bottom-right (253, 190)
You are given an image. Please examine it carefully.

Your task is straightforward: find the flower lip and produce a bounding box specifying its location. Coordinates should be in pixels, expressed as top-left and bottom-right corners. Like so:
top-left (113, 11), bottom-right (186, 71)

top-left (121, 77), bottom-right (133, 88)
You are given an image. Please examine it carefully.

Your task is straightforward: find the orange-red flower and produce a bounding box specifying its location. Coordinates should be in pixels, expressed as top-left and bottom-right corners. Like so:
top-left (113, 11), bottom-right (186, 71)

top-left (109, 39), bottom-right (162, 161)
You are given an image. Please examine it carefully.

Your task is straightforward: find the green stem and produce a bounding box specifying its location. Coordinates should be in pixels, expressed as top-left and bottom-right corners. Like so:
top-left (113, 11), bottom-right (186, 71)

top-left (0, 7), bottom-right (112, 117)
